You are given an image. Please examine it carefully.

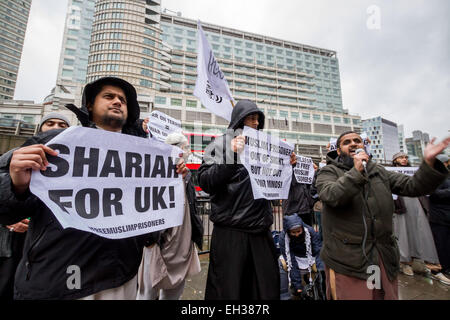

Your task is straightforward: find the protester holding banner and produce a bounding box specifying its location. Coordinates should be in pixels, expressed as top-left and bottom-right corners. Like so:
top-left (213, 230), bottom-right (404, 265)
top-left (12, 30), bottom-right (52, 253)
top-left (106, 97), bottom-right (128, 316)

top-left (0, 113), bottom-right (71, 299)
top-left (391, 152), bottom-right (450, 285)
top-left (137, 132), bottom-right (202, 300)
top-left (199, 99), bottom-right (296, 300)
top-left (0, 77), bottom-right (186, 299)
top-left (282, 158), bottom-right (315, 226)
top-left (315, 131), bottom-right (449, 300)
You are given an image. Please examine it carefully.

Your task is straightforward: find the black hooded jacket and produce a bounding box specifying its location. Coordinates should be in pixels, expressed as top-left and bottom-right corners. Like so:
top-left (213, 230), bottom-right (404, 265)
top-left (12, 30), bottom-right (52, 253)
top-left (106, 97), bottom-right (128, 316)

top-left (282, 175), bottom-right (315, 216)
top-left (0, 80), bottom-right (154, 299)
top-left (197, 100), bottom-right (272, 232)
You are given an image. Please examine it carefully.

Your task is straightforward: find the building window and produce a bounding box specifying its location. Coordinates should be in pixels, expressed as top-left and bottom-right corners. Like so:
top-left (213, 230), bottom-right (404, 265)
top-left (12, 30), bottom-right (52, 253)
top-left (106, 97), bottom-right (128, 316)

top-left (279, 111), bottom-right (289, 118)
top-left (22, 115), bottom-right (35, 123)
top-left (186, 100), bottom-right (197, 108)
top-left (155, 96), bottom-right (166, 105)
top-left (171, 98), bottom-right (182, 106)
top-left (140, 79), bottom-right (152, 88)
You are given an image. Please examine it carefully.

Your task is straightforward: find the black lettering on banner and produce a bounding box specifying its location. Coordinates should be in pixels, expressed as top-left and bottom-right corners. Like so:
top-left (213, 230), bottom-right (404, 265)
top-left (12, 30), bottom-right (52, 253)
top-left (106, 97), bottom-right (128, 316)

top-left (144, 154), bottom-right (151, 177)
top-left (153, 186), bottom-right (167, 210)
top-left (75, 188), bottom-right (99, 219)
top-left (99, 150), bottom-right (123, 177)
top-left (125, 152), bottom-right (142, 178)
top-left (135, 186), bottom-right (174, 211)
top-left (43, 144), bottom-right (70, 177)
top-left (135, 187), bottom-right (150, 212)
top-left (102, 188), bottom-right (123, 217)
top-left (49, 189), bottom-right (73, 213)
top-left (73, 147), bottom-right (99, 177)
top-left (151, 155), bottom-right (166, 178)
top-left (167, 157), bottom-right (178, 178)
top-left (251, 165), bottom-right (261, 174)
top-left (169, 186), bottom-right (175, 208)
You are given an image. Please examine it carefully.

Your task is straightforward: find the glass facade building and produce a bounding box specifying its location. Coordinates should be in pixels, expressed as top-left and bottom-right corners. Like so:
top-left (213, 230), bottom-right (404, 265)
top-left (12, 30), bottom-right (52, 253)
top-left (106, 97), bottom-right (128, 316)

top-left (0, 0), bottom-right (32, 99)
top-left (362, 116), bottom-right (400, 163)
top-left (56, 0), bottom-right (96, 89)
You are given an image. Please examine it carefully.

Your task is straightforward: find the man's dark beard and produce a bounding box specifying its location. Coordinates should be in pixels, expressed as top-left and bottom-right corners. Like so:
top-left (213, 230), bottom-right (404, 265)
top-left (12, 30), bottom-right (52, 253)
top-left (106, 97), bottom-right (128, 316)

top-left (101, 114), bottom-right (126, 129)
top-left (337, 152), bottom-right (354, 168)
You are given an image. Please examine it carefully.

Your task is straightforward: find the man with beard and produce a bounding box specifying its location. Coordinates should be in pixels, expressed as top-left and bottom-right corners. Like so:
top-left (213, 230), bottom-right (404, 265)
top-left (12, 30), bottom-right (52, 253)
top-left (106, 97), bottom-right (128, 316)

top-left (0, 77), bottom-right (186, 299)
top-left (391, 151), bottom-right (447, 283)
top-left (315, 131), bottom-right (449, 300)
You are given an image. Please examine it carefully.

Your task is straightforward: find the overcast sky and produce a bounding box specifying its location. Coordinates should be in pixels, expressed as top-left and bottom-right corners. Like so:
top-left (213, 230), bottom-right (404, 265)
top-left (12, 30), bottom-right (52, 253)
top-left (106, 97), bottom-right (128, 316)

top-left (15, 0), bottom-right (449, 140)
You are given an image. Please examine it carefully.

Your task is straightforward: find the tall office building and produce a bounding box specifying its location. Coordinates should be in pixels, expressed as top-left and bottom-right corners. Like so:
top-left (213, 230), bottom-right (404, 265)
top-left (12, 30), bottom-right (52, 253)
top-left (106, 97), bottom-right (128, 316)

top-left (85, 0), bottom-right (362, 159)
top-left (0, 0), bottom-right (32, 99)
top-left (362, 116), bottom-right (400, 163)
top-left (56, 0), bottom-right (95, 87)
top-left (398, 124), bottom-right (406, 153)
top-left (87, 0), bottom-right (165, 94)
top-left (405, 129), bottom-right (430, 165)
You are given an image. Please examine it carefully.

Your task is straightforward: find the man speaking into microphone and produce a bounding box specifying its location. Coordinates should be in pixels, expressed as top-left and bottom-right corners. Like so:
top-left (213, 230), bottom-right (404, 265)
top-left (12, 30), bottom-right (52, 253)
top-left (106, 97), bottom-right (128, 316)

top-left (316, 131), bottom-right (449, 300)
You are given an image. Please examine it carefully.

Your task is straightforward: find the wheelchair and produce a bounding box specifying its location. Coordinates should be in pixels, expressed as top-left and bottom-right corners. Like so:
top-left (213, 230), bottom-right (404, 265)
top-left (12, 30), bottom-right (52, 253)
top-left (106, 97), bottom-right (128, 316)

top-left (279, 256), bottom-right (327, 300)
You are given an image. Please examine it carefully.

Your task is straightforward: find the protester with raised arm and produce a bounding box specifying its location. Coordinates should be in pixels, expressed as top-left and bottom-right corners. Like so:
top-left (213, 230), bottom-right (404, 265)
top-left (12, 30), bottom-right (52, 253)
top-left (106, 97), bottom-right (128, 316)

top-left (316, 131), bottom-right (449, 300)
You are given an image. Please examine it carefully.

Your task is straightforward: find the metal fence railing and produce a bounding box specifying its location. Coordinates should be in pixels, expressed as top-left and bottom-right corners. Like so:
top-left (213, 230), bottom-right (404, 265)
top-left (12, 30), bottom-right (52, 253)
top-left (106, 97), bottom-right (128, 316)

top-left (195, 198), bottom-right (286, 255)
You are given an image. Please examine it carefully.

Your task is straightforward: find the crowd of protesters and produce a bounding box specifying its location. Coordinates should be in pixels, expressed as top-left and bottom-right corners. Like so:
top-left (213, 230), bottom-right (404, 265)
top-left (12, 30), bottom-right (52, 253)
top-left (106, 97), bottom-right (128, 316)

top-left (0, 76), bottom-right (449, 300)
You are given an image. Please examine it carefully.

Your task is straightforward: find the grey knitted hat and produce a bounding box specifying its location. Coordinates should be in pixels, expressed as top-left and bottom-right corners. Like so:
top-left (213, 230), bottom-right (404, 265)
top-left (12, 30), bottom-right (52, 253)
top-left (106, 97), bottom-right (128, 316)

top-left (38, 113), bottom-right (71, 132)
top-left (392, 151), bottom-right (408, 161)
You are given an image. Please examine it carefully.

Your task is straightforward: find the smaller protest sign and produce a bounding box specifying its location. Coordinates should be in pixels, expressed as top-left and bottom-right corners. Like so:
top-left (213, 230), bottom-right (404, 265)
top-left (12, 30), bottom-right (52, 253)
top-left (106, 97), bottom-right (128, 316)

top-left (384, 166), bottom-right (419, 176)
top-left (148, 110), bottom-right (182, 142)
top-left (240, 126), bottom-right (294, 200)
top-left (329, 138), bottom-right (337, 151)
top-left (360, 132), bottom-right (371, 154)
top-left (293, 155), bottom-right (315, 184)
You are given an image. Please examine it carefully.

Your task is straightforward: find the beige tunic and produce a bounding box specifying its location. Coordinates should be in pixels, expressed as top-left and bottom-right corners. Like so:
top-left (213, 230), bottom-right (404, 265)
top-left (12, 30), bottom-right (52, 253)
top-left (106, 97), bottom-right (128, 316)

top-left (137, 184), bottom-right (201, 293)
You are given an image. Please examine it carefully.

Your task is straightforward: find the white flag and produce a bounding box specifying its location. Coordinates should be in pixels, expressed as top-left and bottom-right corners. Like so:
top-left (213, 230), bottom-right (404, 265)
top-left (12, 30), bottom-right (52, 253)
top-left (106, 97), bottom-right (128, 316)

top-left (194, 20), bottom-right (235, 122)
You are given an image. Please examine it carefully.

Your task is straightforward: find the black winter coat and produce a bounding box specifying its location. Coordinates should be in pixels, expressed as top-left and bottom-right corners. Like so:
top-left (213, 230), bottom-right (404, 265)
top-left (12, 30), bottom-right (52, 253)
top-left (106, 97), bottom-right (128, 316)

top-left (0, 116), bottom-right (158, 299)
top-left (429, 176), bottom-right (450, 227)
top-left (185, 171), bottom-right (204, 250)
top-left (198, 100), bottom-right (272, 232)
top-left (282, 173), bottom-right (314, 216)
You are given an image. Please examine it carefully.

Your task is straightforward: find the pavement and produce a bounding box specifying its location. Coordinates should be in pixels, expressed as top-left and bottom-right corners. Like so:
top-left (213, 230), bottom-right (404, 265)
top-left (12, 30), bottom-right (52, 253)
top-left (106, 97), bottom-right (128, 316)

top-left (181, 254), bottom-right (450, 300)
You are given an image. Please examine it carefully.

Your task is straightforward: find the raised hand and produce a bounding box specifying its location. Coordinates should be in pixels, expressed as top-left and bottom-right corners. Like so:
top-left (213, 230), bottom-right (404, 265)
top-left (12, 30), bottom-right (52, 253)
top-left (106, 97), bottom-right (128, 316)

top-left (231, 135), bottom-right (245, 153)
top-left (424, 137), bottom-right (450, 167)
top-left (176, 153), bottom-right (188, 179)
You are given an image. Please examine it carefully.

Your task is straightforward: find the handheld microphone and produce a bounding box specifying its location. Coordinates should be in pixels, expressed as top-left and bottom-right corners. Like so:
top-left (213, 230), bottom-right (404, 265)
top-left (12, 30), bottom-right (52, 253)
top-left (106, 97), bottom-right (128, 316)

top-left (355, 148), bottom-right (367, 170)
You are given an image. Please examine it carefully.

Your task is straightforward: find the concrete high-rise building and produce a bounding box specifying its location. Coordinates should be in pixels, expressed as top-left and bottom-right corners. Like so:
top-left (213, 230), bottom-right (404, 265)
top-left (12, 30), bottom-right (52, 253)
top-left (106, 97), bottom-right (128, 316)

top-left (362, 116), bottom-right (400, 163)
top-left (0, 0), bottom-right (32, 99)
top-left (86, 0), bottom-right (165, 95)
top-left (405, 129), bottom-right (430, 165)
top-left (56, 0), bottom-right (95, 88)
top-left (84, 0), bottom-right (362, 160)
top-left (398, 124), bottom-right (406, 153)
